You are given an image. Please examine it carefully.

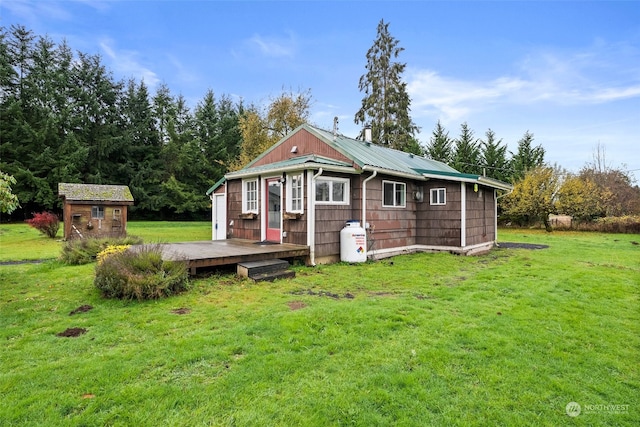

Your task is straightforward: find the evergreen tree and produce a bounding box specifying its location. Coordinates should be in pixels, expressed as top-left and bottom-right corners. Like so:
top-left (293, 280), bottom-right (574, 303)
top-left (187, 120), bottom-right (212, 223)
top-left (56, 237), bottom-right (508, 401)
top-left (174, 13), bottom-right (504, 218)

top-left (71, 52), bottom-right (121, 185)
top-left (452, 122), bottom-right (481, 174)
top-left (355, 19), bottom-right (418, 151)
top-left (480, 129), bottom-right (509, 181)
top-left (153, 83), bottom-right (176, 145)
top-left (510, 131), bottom-right (545, 182)
top-left (122, 79), bottom-right (163, 215)
top-left (195, 91), bottom-right (242, 180)
top-left (425, 121), bottom-right (453, 164)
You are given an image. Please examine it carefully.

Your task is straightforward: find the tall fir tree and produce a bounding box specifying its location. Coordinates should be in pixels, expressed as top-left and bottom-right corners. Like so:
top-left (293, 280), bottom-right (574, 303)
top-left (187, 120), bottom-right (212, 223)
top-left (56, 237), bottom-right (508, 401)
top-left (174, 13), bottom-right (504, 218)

top-left (480, 129), bottom-right (509, 182)
top-left (122, 79), bottom-right (163, 215)
top-left (425, 121), bottom-right (453, 164)
top-left (452, 122), bottom-right (481, 174)
top-left (355, 19), bottom-right (418, 151)
top-left (510, 131), bottom-right (545, 182)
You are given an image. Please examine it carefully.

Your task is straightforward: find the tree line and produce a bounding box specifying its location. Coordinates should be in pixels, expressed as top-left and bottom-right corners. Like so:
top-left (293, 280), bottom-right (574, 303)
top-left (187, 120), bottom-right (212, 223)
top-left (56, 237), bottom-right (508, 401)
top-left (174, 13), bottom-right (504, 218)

top-left (1, 25), bottom-right (246, 220)
top-left (2, 23), bottom-right (638, 226)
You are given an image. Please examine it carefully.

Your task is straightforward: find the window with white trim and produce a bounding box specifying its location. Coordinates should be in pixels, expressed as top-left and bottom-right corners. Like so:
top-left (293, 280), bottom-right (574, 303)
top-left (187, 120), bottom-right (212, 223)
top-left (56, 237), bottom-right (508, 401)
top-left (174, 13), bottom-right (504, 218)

top-left (383, 180), bottom-right (406, 207)
top-left (430, 188), bottom-right (446, 205)
top-left (242, 179), bottom-right (258, 213)
top-left (91, 206), bottom-right (104, 219)
top-left (286, 172), bottom-right (304, 213)
top-left (315, 177), bottom-right (349, 204)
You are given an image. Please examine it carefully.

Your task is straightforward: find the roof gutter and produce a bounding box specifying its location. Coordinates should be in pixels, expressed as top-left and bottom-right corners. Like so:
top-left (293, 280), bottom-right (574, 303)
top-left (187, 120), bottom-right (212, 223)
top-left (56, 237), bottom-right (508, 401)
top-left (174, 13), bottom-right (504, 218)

top-left (226, 162), bottom-right (356, 180)
top-left (362, 165), bottom-right (425, 181)
top-left (421, 172), bottom-right (513, 192)
top-left (362, 170), bottom-right (377, 237)
top-left (308, 168), bottom-right (323, 266)
top-left (478, 176), bottom-right (514, 192)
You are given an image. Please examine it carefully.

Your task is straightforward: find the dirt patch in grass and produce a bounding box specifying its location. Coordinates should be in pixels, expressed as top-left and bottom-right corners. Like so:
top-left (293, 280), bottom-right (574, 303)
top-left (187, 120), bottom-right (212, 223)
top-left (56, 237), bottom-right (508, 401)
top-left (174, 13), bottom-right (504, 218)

top-left (287, 301), bottom-right (307, 311)
top-left (69, 305), bottom-right (93, 315)
top-left (369, 291), bottom-right (398, 298)
top-left (290, 289), bottom-right (355, 299)
top-left (57, 327), bottom-right (87, 338)
top-left (498, 242), bottom-right (549, 250)
top-left (171, 308), bottom-right (191, 315)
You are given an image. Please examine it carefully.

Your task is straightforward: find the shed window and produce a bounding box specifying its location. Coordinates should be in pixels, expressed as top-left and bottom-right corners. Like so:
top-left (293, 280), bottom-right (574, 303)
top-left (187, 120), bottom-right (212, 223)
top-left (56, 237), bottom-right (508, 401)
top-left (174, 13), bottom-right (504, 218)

top-left (383, 181), bottom-right (406, 207)
top-left (242, 179), bottom-right (258, 213)
top-left (316, 177), bottom-right (349, 204)
top-left (91, 206), bottom-right (105, 219)
top-left (286, 173), bottom-right (304, 213)
top-left (430, 188), bottom-right (446, 205)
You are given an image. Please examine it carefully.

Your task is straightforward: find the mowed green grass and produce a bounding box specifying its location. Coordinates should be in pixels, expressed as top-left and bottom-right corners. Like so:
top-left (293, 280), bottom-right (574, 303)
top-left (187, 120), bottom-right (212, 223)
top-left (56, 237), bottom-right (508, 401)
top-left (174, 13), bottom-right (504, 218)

top-left (0, 221), bottom-right (211, 261)
top-left (0, 225), bottom-right (638, 426)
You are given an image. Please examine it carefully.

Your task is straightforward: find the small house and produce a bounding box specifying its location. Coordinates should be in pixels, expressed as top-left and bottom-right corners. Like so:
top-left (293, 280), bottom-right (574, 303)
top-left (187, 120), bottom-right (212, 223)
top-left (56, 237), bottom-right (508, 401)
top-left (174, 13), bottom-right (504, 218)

top-left (58, 183), bottom-right (134, 240)
top-left (207, 124), bottom-right (513, 265)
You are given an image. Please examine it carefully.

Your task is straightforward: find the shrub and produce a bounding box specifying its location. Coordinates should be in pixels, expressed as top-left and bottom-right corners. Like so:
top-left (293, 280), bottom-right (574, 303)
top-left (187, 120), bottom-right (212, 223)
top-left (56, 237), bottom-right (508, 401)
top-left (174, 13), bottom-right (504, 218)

top-left (97, 245), bottom-right (131, 264)
top-left (60, 236), bottom-right (143, 265)
top-left (94, 244), bottom-right (190, 300)
top-left (575, 216), bottom-right (640, 234)
top-left (26, 211), bottom-right (60, 238)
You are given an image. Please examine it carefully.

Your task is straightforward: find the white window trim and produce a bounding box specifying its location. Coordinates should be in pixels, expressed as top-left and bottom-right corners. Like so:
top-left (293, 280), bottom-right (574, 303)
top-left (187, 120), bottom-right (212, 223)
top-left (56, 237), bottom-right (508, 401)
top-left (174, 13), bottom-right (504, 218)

top-left (315, 177), bottom-right (350, 205)
top-left (382, 180), bottom-right (406, 208)
top-left (242, 178), bottom-right (259, 213)
top-left (430, 188), bottom-right (447, 205)
top-left (286, 172), bottom-right (304, 213)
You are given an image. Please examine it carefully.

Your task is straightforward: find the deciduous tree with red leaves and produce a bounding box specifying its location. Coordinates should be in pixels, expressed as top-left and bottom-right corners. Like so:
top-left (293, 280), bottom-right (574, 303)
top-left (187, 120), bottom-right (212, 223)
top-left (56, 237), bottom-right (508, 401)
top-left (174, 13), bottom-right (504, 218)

top-left (26, 212), bottom-right (60, 238)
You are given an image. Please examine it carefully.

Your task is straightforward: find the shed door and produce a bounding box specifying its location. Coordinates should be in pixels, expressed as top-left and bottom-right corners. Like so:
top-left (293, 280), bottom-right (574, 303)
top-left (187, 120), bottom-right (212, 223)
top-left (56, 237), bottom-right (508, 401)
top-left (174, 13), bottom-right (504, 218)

top-left (265, 178), bottom-right (281, 242)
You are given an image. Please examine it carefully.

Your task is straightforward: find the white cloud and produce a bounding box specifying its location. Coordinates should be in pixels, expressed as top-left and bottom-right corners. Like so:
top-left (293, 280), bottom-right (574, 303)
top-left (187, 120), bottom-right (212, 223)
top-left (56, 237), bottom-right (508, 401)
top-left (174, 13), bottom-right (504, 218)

top-left (246, 32), bottom-right (297, 58)
top-left (166, 54), bottom-right (198, 85)
top-left (407, 41), bottom-right (640, 124)
top-left (2, 0), bottom-right (72, 25)
top-left (99, 39), bottom-right (160, 88)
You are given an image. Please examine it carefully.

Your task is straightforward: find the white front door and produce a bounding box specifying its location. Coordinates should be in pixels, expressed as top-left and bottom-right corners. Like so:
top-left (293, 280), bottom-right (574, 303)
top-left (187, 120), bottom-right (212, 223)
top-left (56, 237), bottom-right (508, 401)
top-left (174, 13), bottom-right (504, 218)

top-left (213, 193), bottom-right (226, 240)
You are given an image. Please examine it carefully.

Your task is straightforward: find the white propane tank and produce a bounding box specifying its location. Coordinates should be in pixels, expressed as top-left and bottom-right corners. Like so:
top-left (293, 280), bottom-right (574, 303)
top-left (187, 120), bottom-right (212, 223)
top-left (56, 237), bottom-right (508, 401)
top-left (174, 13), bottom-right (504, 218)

top-left (340, 220), bottom-right (367, 263)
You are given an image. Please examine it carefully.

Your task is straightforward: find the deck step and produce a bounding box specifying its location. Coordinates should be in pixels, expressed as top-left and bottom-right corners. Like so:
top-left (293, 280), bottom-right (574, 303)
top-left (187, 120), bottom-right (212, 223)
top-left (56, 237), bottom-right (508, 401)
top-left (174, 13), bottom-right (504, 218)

top-left (237, 259), bottom-right (290, 278)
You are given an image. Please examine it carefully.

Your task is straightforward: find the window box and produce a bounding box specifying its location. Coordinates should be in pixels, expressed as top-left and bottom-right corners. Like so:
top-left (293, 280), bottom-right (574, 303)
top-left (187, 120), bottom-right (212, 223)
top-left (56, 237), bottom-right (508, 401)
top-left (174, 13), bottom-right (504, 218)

top-left (283, 212), bottom-right (302, 220)
top-left (238, 212), bottom-right (258, 220)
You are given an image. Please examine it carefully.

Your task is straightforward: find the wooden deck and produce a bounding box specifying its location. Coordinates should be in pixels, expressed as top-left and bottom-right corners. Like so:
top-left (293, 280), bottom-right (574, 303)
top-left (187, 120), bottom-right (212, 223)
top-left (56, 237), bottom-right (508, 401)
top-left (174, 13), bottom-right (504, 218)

top-left (155, 239), bottom-right (310, 275)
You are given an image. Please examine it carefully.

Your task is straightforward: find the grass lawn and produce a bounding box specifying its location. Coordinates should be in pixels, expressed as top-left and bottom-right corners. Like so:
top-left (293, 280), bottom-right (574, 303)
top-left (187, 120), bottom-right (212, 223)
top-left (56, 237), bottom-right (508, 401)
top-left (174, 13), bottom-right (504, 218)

top-left (0, 221), bottom-right (211, 261)
top-left (0, 226), bottom-right (638, 426)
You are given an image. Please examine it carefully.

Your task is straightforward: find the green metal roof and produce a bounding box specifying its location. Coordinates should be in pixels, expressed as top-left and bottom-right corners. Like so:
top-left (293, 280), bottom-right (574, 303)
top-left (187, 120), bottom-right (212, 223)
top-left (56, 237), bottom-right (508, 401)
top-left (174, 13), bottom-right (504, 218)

top-left (205, 177), bottom-right (226, 196)
top-left (225, 154), bottom-right (354, 179)
top-left (305, 125), bottom-right (459, 176)
top-left (226, 124), bottom-right (512, 191)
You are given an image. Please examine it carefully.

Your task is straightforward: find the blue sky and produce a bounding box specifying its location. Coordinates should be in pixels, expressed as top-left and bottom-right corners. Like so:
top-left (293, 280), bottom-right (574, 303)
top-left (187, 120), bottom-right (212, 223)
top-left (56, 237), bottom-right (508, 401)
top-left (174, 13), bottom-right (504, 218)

top-left (3, 0), bottom-right (639, 175)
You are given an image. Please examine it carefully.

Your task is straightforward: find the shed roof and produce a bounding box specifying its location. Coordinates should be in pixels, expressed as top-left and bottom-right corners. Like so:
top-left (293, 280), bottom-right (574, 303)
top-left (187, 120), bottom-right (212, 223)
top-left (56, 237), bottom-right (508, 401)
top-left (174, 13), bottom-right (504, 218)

top-left (58, 183), bottom-right (134, 203)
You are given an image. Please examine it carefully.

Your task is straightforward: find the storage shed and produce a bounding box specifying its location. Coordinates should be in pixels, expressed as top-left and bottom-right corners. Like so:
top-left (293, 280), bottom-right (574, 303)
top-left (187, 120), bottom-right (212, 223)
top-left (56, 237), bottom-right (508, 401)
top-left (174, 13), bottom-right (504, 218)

top-left (58, 183), bottom-right (134, 240)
